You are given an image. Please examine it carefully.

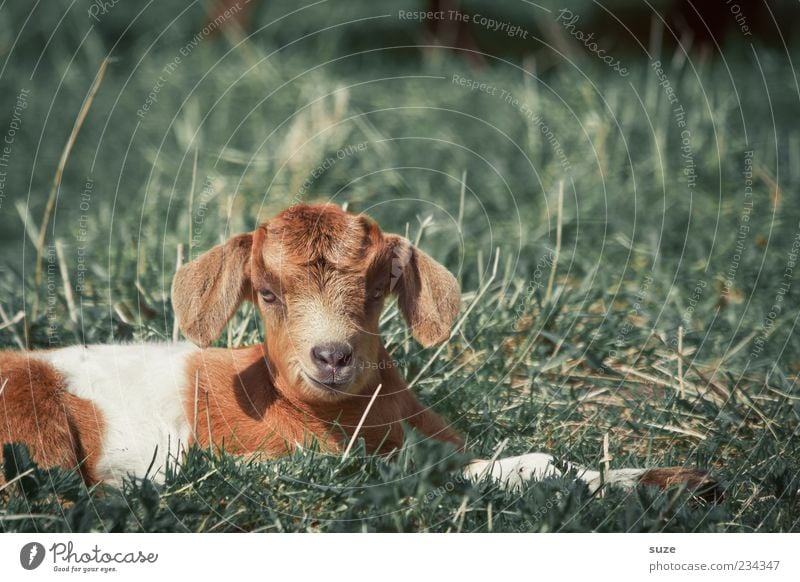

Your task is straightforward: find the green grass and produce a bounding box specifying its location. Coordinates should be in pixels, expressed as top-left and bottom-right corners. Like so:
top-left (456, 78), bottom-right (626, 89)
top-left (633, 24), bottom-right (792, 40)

top-left (1, 0), bottom-right (799, 532)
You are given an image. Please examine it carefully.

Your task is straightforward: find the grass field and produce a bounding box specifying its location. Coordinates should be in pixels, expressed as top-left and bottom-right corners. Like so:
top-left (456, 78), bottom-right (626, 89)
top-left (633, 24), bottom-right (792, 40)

top-left (1, 1), bottom-right (799, 532)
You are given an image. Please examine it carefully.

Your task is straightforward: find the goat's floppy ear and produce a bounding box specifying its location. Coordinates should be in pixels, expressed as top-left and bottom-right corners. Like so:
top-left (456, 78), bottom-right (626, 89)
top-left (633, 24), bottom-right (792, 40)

top-left (172, 233), bottom-right (253, 347)
top-left (386, 235), bottom-right (461, 347)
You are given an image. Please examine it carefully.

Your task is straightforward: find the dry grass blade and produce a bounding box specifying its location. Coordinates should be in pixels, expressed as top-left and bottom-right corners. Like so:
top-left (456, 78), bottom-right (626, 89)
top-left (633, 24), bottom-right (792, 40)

top-left (342, 383), bottom-right (382, 458)
top-left (642, 422), bottom-right (707, 440)
top-left (0, 467), bottom-right (34, 494)
top-left (448, 496), bottom-right (469, 533)
top-left (544, 180), bottom-right (563, 305)
top-left (193, 369), bottom-right (200, 440)
top-left (54, 239), bottom-right (78, 323)
top-left (0, 305), bottom-right (26, 350)
top-left (652, 332), bottom-right (731, 402)
top-left (0, 310), bottom-right (24, 332)
top-left (677, 325), bottom-right (685, 399)
top-left (172, 243), bottom-right (184, 343)
top-left (33, 57), bottom-right (111, 318)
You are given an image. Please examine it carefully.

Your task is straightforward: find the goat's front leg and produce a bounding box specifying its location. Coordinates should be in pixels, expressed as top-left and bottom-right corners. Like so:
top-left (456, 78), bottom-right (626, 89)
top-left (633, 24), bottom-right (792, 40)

top-left (464, 452), bottom-right (722, 503)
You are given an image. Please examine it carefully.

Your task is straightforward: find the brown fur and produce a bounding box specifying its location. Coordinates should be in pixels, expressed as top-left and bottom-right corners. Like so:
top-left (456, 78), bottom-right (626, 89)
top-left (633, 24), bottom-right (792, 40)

top-left (639, 468), bottom-right (724, 504)
top-left (0, 353), bottom-right (104, 485)
top-left (184, 344), bottom-right (463, 456)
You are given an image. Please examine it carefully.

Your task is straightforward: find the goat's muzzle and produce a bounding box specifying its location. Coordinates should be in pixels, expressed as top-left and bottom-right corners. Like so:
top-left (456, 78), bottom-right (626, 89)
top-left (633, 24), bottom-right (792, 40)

top-left (305, 341), bottom-right (356, 392)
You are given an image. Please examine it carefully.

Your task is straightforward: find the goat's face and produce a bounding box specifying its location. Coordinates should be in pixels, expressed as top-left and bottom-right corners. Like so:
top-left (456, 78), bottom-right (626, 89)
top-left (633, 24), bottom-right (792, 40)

top-left (172, 203), bottom-right (460, 403)
top-left (250, 205), bottom-right (393, 401)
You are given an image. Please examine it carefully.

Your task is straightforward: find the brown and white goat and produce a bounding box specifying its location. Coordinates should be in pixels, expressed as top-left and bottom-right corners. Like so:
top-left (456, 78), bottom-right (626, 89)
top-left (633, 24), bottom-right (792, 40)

top-left (0, 204), bottom-right (718, 500)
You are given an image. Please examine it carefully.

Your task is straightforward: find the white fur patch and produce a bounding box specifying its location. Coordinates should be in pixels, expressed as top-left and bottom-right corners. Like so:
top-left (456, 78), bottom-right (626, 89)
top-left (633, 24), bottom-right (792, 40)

top-left (38, 342), bottom-right (198, 486)
top-left (464, 452), bottom-right (646, 493)
top-left (464, 453), bottom-right (565, 490)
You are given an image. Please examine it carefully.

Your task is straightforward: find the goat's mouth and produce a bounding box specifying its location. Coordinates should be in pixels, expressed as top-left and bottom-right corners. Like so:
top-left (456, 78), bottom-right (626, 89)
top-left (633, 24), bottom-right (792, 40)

top-left (302, 371), bottom-right (353, 394)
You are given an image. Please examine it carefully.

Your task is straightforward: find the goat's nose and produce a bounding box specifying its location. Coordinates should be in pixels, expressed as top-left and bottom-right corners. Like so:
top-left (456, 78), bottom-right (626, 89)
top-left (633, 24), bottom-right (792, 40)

top-left (311, 342), bottom-right (353, 370)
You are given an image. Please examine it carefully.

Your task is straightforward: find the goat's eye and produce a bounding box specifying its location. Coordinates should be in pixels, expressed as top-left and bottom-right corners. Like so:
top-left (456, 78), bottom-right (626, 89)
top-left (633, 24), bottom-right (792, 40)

top-left (260, 289), bottom-right (278, 304)
top-left (371, 287), bottom-right (384, 300)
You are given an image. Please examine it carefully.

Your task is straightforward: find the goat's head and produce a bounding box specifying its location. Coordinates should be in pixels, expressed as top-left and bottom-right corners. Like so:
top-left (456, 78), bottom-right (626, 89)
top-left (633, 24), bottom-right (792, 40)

top-left (172, 203), bottom-right (460, 402)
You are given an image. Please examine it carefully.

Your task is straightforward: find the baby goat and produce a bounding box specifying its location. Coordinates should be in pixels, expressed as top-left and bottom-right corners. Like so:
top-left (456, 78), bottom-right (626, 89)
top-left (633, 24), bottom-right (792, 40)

top-left (0, 204), bottom-right (718, 500)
